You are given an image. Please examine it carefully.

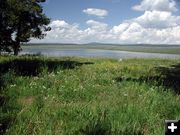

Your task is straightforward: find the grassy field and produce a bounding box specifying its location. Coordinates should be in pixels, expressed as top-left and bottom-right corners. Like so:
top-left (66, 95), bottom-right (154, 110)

top-left (0, 56), bottom-right (180, 135)
top-left (23, 44), bottom-right (180, 54)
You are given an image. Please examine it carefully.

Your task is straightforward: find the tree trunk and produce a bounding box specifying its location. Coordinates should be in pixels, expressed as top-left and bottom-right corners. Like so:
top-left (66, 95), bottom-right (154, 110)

top-left (14, 16), bottom-right (22, 56)
top-left (13, 42), bottom-right (20, 55)
top-left (13, 48), bottom-right (18, 55)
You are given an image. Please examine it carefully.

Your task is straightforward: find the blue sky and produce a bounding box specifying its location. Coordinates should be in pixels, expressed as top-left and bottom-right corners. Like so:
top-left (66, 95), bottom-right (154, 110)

top-left (32, 0), bottom-right (180, 44)
top-left (42, 0), bottom-right (142, 28)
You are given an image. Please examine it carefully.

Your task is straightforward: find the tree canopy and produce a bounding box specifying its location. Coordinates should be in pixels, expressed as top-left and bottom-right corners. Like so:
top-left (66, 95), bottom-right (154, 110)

top-left (0, 0), bottom-right (50, 55)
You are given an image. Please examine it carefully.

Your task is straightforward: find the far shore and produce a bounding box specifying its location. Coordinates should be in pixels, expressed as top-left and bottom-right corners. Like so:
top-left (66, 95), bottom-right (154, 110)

top-left (22, 44), bottom-right (180, 55)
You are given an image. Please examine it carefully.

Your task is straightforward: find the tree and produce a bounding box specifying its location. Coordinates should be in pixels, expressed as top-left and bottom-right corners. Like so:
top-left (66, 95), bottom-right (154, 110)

top-left (0, 0), bottom-right (13, 54)
top-left (0, 0), bottom-right (51, 55)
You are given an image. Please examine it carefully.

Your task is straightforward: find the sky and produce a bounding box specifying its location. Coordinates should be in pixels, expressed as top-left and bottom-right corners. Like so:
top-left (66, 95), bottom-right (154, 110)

top-left (31, 0), bottom-right (180, 44)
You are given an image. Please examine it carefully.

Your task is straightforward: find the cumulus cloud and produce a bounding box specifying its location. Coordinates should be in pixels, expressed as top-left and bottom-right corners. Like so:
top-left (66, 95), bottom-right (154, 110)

top-left (110, 23), bottom-right (129, 34)
top-left (86, 20), bottom-right (108, 31)
top-left (32, 17), bottom-right (180, 44)
top-left (50, 20), bottom-right (69, 28)
top-left (31, 0), bottom-right (180, 44)
top-left (32, 20), bottom-right (84, 43)
top-left (84, 20), bottom-right (113, 42)
top-left (83, 8), bottom-right (108, 17)
top-left (132, 10), bottom-right (180, 29)
top-left (132, 0), bottom-right (177, 12)
top-left (109, 21), bottom-right (180, 44)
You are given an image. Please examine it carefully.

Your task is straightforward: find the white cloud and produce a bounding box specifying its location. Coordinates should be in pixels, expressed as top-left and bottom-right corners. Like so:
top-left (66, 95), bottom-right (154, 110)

top-left (132, 10), bottom-right (180, 29)
top-left (110, 22), bottom-right (180, 44)
top-left (50, 20), bottom-right (69, 28)
top-left (32, 20), bottom-right (84, 43)
top-left (84, 20), bottom-right (112, 42)
top-left (132, 0), bottom-right (177, 12)
top-left (110, 23), bottom-right (129, 34)
top-left (83, 8), bottom-right (108, 17)
top-left (32, 17), bottom-right (180, 44)
top-left (86, 20), bottom-right (108, 31)
top-left (31, 0), bottom-right (180, 44)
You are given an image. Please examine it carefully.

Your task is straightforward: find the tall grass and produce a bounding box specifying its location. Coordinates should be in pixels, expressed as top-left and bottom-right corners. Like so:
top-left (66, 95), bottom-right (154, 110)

top-left (0, 56), bottom-right (180, 135)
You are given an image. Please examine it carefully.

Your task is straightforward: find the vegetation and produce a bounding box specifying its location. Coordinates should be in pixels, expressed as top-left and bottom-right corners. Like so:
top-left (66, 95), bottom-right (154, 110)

top-left (0, 56), bottom-right (180, 135)
top-left (0, 0), bottom-right (50, 55)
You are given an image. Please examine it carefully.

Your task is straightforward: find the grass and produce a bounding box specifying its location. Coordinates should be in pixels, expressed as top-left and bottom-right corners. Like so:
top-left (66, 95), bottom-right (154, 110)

top-left (22, 44), bottom-right (180, 54)
top-left (0, 55), bottom-right (180, 135)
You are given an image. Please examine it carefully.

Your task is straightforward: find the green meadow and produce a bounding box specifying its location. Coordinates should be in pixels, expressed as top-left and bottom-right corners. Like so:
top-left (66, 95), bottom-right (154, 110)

top-left (0, 55), bottom-right (180, 135)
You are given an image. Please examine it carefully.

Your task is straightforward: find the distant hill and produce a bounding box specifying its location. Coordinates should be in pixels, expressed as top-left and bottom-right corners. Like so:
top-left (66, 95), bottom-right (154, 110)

top-left (26, 43), bottom-right (180, 47)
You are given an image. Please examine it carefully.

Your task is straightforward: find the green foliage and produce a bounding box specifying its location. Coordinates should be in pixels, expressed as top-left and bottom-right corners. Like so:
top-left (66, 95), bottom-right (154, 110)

top-left (0, 56), bottom-right (180, 135)
top-left (0, 0), bottom-right (50, 55)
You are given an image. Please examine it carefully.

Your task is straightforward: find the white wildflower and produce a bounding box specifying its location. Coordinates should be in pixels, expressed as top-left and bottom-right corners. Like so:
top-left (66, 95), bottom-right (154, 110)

top-left (30, 82), bottom-right (36, 86)
top-left (34, 77), bottom-right (39, 80)
top-left (57, 71), bottom-right (63, 74)
top-left (49, 73), bottom-right (55, 77)
top-left (123, 93), bottom-right (128, 97)
top-left (10, 84), bottom-right (16, 87)
top-left (118, 58), bottom-right (123, 62)
top-left (42, 86), bottom-right (46, 89)
top-left (73, 89), bottom-right (77, 92)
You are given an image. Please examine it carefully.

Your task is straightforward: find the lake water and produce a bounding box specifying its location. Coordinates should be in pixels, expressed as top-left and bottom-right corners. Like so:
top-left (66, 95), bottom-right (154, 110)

top-left (21, 48), bottom-right (180, 59)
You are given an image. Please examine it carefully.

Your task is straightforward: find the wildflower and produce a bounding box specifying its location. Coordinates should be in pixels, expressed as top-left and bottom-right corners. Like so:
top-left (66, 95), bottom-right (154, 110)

top-left (118, 58), bottom-right (123, 62)
top-left (30, 82), bottom-right (36, 86)
top-left (49, 73), bottom-right (55, 77)
top-left (10, 84), bottom-right (16, 87)
top-left (123, 93), bottom-right (128, 96)
top-left (34, 77), bottom-right (39, 80)
top-left (73, 89), bottom-right (77, 92)
top-left (57, 71), bottom-right (63, 74)
top-left (42, 86), bottom-right (46, 89)
top-left (150, 87), bottom-right (155, 91)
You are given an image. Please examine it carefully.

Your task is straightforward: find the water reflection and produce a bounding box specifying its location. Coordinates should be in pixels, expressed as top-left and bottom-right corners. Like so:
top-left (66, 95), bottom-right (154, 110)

top-left (21, 48), bottom-right (180, 59)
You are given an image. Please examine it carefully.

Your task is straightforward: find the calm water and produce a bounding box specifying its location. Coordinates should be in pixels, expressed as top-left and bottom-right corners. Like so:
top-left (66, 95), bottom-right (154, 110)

top-left (21, 48), bottom-right (180, 59)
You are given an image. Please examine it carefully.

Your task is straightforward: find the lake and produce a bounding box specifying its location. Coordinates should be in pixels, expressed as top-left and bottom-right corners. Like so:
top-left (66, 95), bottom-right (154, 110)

top-left (21, 48), bottom-right (180, 59)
